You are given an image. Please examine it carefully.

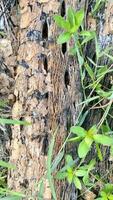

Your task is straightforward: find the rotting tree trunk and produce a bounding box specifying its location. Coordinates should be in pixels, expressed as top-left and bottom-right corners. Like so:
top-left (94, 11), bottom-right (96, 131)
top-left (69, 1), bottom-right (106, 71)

top-left (8, 0), bottom-right (113, 199)
top-left (8, 0), bottom-right (83, 199)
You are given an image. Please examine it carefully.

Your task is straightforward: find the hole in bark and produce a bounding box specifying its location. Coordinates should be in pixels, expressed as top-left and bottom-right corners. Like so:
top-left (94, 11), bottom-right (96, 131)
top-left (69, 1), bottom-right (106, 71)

top-left (42, 20), bottom-right (48, 39)
top-left (19, 117), bottom-right (24, 131)
top-left (43, 55), bottom-right (48, 72)
top-left (62, 42), bottom-right (67, 54)
top-left (64, 70), bottom-right (70, 88)
top-left (20, 179), bottom-right (29, 188)
top-left (14, 66), bottom-right (17, 76)
top-left (61, 1), bottom-right (66, 17)
top-left (28, 4), bottom-right (33, 12)
top-left (41, 134), bottom-right (48, 155)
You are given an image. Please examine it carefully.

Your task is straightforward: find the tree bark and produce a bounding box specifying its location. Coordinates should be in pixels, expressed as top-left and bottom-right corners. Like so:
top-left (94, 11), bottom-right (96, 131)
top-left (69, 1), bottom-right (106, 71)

top-left (7, 0), bottom-right (113, 199)
top-left (8, 0), bottom-right (82, 199)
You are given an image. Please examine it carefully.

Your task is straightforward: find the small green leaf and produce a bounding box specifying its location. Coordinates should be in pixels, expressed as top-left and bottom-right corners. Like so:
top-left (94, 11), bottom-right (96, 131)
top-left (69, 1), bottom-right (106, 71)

top-left (83, 174), bottom-right (90, 186)
top-left (57, 32), bottom-right (71, 44)
top-left (70, 126), bottom-right (87, 137)
top-left (75, 9), bottom-right (84, 27)
top-left (97, 66), bottom-right (108, 78)
top-left (68, 136), bottom-right (82, 142)
top-left (65, 155), bottom-right (73, 164)
top-left (67, 169), bottom-right (73, 184)
top-left (84, 62), bottom-right (94, 81)
top-left (87, 125), bottom-right (98, 136)
top-left (54, 15), bottom-right (70, 31)
top-left (93, 134), bottom-right (113, 146)
top-left (87, 159), bottom-right (96, 172)
top-left (56, 172), bottom-right (67, 180)
top-left (78, 139), bottom-right (92, 158)
top-left (73, 177), bottom-right (82, 190)
top-left (81, 31), bottom-right (95, 45)
top-left (67, 7), bottom-right (75, 27)
top-left (80, 30), bottom-right (95, 37)
top-left (76, 170), bottom-right (87, 177)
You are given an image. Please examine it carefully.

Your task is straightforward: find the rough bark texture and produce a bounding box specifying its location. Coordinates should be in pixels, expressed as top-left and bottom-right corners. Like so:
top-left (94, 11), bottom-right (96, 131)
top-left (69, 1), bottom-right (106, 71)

top-left (8, 0), bottom-right (83, 199)
top-left (0, 0), bottom-right (18, 161)
top-left (6, 0), bottom-right (113, 199)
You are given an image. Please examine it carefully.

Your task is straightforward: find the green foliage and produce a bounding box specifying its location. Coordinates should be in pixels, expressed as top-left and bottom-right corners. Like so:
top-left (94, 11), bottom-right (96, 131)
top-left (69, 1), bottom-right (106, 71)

top-left (53, 3), bottom-right (113, 199)
top-left (56, 157), bottom-right (95, 190)
top-left (70, 125), bottom-right (113, 158)
top-left (96, 184), bottom-right (113, 200)
top-left (54, 7), bottom-right (84, 44)
top-left (92, 0), bottom-right (106, 15)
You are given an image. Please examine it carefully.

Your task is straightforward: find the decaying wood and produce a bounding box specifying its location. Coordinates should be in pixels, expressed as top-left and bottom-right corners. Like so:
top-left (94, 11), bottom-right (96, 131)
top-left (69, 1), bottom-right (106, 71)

top-left (8, 0), bottom-right (82, 199)
top-left (0, 0), bottom-right (18, 160)
top-left (6, 0), bottom-right (113, 199)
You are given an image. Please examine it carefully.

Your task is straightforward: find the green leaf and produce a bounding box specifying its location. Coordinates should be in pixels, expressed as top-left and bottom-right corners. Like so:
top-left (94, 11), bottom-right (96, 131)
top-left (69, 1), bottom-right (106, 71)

top-left (68, 136), bottom-right (82, 142)
top-left (84, 62), bottom-right (94, 81)
top-left (57, 32), bottom-right (71, 44)
top-left (67, 169), bottom-right (73, 184)
top-left (67, 7), bottom-right (75, 27)
top-left (65, 155), bottom-right (73, 164)
top-left (0, 118), bottom-right (31, 125)
top-left (75, 9), bottom-right (84, 27)
top-left (70, 126), bottom-right (87, 137)
top-left (103, 183), bottom-right (113, 194)
top-left (97, 66), bottom-right (108, 78)
top-left (81, 31), bottom-right (95, 45)
top-left (87, 159), bottom-right (96, 172)
top-left (0, 196), bottom-right (22, 200)
top-left (54, 15), bottom-right (70, 31)
top-left (96, 144), bottom-right (103, 161)
top-left (38, 179), bottom-right (44, 200)
top-left (51, 151), bottom-right (64, 173)
top-left (82, 174), bottom-right (90, 186)
top-left (87, 125), bottom-right (98, 137)
top-left (109, 194), bottom-right (113, 200)
top-left (104, 52), bottom-right (113, 61)
top-left (76, 170), bottom-right (87, 177)
top-left (47, 128), bottom-right (58, 200)
top-left (73, 177), bottom-right (82, 190)
top-left (78, 139), bottom-right (92, 158)
top-left (92, 0), bottom-right (106, 14)
top-left (95, 36), bottom-right (100, 59)
top-left (0, 188), bottom-right (25, 197)
top-left (80, 30), bottom-right (95, 37)
top-left (56, 172), bottom-right (67, 180)
top-left (93, 134), bottom-right (113, 146)
top-left (0, 160), bottom-right (16, 169)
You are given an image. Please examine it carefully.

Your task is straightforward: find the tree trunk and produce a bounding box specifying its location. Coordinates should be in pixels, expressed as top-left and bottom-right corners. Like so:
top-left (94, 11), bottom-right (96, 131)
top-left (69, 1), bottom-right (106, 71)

top-left (8, 0), bottom-right (82, 199)
top-left (7, 0), bottom-right (113, 199)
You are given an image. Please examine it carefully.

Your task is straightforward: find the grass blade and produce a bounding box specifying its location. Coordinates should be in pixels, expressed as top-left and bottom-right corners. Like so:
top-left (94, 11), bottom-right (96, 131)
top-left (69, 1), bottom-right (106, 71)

top-left (0, 118), bottom-right (31, 125)
top-left (47, 128), bottom-right (58, 200)
top-left (0, 161), bottom-right (16, 170)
